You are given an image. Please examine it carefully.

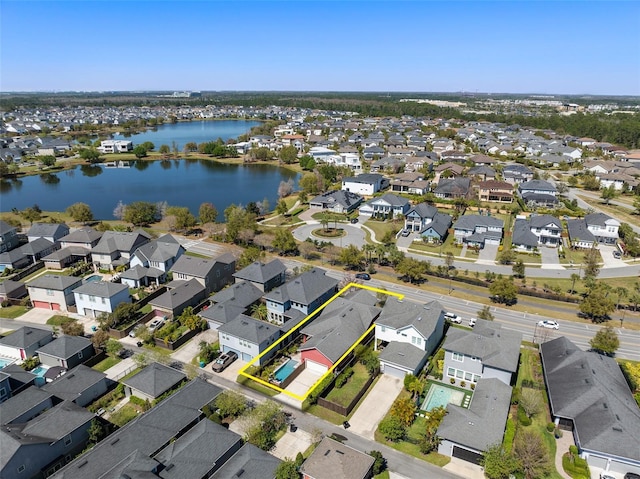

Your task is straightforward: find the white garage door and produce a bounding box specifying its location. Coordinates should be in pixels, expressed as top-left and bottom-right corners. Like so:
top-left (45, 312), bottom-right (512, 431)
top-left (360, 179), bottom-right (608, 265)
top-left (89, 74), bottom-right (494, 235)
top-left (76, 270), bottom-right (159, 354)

top-left (382, 363), bottom-right (409, 379)
top-left (485, 237), bottom-right (501, 245)
top-left (305, 360), bottom-right (328, 374)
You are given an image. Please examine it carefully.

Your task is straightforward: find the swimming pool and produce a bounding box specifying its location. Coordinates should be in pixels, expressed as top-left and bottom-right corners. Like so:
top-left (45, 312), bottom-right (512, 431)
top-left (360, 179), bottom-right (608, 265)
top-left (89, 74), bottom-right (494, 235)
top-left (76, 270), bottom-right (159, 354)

top-left (273, 359), bottom-right (299, 382)
top-left (421, 383), bottom-right (465, 411)
top-left (84, 274), bottom-right (103, 283)
top-left (31, 365), bottom-right (50, 377)
top-left (0, 358), bottom-right (15, 369)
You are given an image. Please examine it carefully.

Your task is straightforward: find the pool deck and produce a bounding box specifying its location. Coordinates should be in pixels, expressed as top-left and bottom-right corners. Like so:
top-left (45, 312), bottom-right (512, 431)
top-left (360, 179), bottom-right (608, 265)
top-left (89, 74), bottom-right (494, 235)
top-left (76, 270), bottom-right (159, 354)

top-left (420, 381), bottom-right (472, 412)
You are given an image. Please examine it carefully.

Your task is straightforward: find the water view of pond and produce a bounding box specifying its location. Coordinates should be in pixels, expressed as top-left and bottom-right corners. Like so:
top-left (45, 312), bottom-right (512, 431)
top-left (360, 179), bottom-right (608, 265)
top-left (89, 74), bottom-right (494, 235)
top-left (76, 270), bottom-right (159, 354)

top-left (0, 159), bottom-right (299, 221)
top-left (112, 120), bottom-right (261, 150)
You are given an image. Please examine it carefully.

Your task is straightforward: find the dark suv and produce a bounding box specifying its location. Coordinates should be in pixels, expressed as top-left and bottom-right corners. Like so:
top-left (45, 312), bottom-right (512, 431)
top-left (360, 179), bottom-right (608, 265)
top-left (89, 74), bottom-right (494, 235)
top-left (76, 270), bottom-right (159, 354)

top-left (624, 473), bottom-right (640, 479)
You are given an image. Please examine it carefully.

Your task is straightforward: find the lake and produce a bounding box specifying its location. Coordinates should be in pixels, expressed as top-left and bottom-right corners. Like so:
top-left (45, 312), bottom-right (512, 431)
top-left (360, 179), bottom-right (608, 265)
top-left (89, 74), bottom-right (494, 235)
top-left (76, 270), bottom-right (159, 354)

top-left (112, 119), bottom-right (261, 150)
top-left (0, 160), bottom-right (299, 221)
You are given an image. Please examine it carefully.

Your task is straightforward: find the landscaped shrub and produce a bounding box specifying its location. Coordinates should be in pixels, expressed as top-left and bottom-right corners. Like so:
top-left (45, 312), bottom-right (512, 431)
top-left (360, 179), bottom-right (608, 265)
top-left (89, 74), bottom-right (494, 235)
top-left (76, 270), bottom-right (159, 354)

top-left (511, 386), bottom-right (521, 405)
top-left (378, 415), bottom-right (406, 442)
top-left (517, 405), bottom-right (532, 426)
top-left (335, 367), bottom-right (353, 388)
top-left (450, 377), bottom-right (455, 385)
top-left (562, 453), bottom-right (590, 479)
top-left (129, 395), bottom-right (151, 411)
top-left (460, 381), bottom-right (466, 388)
top-left (547, 422), bottom-right (556, 433)
top-left (470, 383), bottom-right (475, 390)
top-left (502, 418), bottom-right (516, 453)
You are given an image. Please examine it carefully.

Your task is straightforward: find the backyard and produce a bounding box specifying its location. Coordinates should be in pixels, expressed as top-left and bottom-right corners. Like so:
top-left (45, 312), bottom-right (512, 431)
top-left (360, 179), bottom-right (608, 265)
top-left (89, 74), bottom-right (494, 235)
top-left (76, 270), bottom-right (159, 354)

top-left (324, 362), bottom-right (371, 407)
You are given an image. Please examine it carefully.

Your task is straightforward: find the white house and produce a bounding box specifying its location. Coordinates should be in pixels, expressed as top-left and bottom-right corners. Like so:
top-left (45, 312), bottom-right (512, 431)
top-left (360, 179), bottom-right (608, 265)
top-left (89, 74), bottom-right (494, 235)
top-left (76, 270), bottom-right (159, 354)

top-left (73, 281), bottom-right (130, 318)
top-left (27, 274), bottom-right (83, 312)
top-left (97, 140), bottom-right (133, 153)
top-left (218, 314), bottom-right (281, 364)
top-left (341, 174), bottom-right (384, 196)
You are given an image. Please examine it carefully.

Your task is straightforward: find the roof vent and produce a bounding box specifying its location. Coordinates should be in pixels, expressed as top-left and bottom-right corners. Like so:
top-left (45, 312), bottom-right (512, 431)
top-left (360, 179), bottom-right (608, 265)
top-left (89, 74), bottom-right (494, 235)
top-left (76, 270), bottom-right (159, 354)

top-left (165, 464), bottom-right (174, 471)
top-left (110, 438), bottom-right (120, 445)
top-left (235, 468), bottom-right (245, 477)
top-left (603, 403), bottom-right (608, 409)
top-left (336, 450), bottom-right (344, 455)
top-left (77, 460), bottom-right (88, 468)
top-left (324, 450), bottom-right (331, 456)
top-left (612, 426), bottom-right (623, 432)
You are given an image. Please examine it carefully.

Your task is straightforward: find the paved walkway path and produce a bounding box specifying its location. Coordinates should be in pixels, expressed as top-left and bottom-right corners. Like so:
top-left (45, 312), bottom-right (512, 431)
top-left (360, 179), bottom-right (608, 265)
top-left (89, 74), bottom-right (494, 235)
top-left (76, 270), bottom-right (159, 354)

top-left (103, 357), bottom-right (136, 380)
top-left (554, 430), bottom-right (574, 479)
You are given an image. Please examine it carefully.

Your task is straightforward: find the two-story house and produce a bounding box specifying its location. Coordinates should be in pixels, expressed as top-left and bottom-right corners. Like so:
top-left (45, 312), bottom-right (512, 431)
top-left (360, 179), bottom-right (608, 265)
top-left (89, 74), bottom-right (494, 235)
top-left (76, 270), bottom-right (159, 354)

top-left (309, 190), bottom-right (363, 214)
top-left (442, 319), bottom-right (522, 387)
top-left (453, 215), bottom-right (504, 248)
top-left (476, 180), bottom-right (513, 203)
top-left (512, 214), bottom-right (563, 250)
top-left (169, 253), bottom-right (236, 295)
top-left (218, 314), bottom-right (281, 364)
top-left (502, 164), bottom-right (534, 185)
top-left (0, 326), bottom-right (54, 361)
top-left (518, 179), bottom-right (559, 208)
top-left (404, 203), bottom-right (453, 243)
top-left (341, 173), bottom-right (385, 196)
top-left (390, 172), bottom-right (430, 195)
top-left (91, 230), bottom-right (151, 270)
top-left (0, 220), bottom-right (20, 253)
top-left (73, 281), bottom-right (131, 318)
top-left (264, 268), bottom-right (339, 325)
top-left (26, 223), bottom-right (69, 244)
top-left (375, 299), bottom-right (445, 378)
top-left (359, 193), bottom-right (410, 219)
top-left (584, 212), bottom-right (620, 245)
top-left (232, 259), bottom-right (286, 293)
top-left (124, 234), bottom-right (185, 287)
top-left (27, 274), bottom-right (83, 311)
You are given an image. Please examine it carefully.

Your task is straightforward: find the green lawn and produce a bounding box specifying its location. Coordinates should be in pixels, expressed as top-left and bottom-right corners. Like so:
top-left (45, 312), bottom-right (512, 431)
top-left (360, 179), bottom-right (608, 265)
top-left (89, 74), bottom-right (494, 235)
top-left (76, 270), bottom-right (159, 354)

top-left (0, 305), bottom-right (27, 319)
top-left (325, 363), bottom-right (370, 407)
top-left (184, 250), bottom-right (211, 259)
top-left (109, 403), bottom-right (141, 427)
top-left (364, 220), bottom-right (400, 242)
top-left (93, 356), bottom-right (121, 372)
top-left (46, 315), bottom-right (76, 326)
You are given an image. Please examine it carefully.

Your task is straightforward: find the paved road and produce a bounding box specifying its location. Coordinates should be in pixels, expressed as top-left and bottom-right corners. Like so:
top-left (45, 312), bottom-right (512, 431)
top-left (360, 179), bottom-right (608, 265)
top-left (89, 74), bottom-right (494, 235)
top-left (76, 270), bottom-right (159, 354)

top-left (292, 223), bottom-right (367, 248)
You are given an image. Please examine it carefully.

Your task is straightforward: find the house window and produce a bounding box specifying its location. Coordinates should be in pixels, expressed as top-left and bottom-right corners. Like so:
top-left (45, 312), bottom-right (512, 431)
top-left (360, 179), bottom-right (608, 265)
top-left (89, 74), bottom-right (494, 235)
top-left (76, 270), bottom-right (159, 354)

top-left (473, 374), bottom-right (481, 382)
top-left (46, 289), bottom-right (54, 296)
top-left (447, 367), bottom-right (455, 377)
top-left (380, 326), bottom-right (386, 332)
top-left (101, 297), bottom-right (105, 304)
top-left (455, 370), bottom-right (463, 379)
top-left (64, 435), bottom-right (72, 446)
top-left (452, 352), bottom-right (464, 362)
top-left (216, 270), bottom-right (220, 278)
top-left (465, 372), bottom-right (472, 381)
top-left (89, 295), bottom-right (96, 302)
top-left (78, 294), bottom-right (84, 300)
top-left (0, 387), bottom-right (6, 400)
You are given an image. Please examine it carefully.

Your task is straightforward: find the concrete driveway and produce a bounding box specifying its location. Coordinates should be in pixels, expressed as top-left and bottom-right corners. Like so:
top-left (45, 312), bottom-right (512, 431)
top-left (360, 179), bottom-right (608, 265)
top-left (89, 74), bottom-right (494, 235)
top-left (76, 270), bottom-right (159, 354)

top-left (540, 246), bottom-right (562, 269)
top-left (599, 244), bottom-right (626, 268)
top-left (271, 428), bottom-right (314, 460)
top-left (292, 224), bottom-right (366, 248)
top-left (15, 307), bottom-right (56, 325)
top-left (348, 375), bottom-right (403, 439)
top-left (170, 328), bottom-right (218, 364)
top-left (477, 244), bottom-right (498, 264)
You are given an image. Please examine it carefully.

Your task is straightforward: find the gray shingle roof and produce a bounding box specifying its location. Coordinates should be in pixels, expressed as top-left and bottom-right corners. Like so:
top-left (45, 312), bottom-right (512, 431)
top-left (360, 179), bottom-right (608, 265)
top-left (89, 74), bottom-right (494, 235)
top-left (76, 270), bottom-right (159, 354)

top-left (59, 227), bottom-right (102, 244)
top-left (170, 254), bottom-right (217, 278)
top-left (519, 179), bottom-right (557, 193)
top-left (584, 212), bottom-right (616, 227)
top-left (566, 219), bottom-right (595, 243)
top-left (443, 320), bottom-right (522, 373)
top-left (343, 173), bottom-right (383, 184)
top-left (199, 302), bottom-right (247, 325)
top-left (434, 177), bottom-right (471, 195)
top-left (72, 280), bottom-right (128, 297)
top-left (210, 281), bottom-right (263, 307)
top-left (233, 259), bottom-right (286, 284)
top-left (310, 190), bottom-right (363, 210)
top-left (300, 437), bottom-right (374, 479)
top-left (370, 193), bottom-right (410, 208)
top-left (377, 299), bottom-right (444, 339)
top-left (436, 378), bottom-right (512, 451)
top-left (0, 386), bottom-right (53, 425)
top-left (0, 220), bottom-right (17, 236)
top-left (132, 234), bottom-right (183, 264)
top-left (20, 237), bottom-right (55, 255)
top-left (529, 214), bottom-right (562, 228)
top-left (36, 335), bottom-right (93, 360)
top-left (264, 267), bottom-right (338, 307)
top-left (210, 443), bottom-right (282, 479)
top-left (407, 202), bottom-right (438, 220)
top-left (379, 341), bottom-right (428, 372)
top-left (42, 365), bottom-right (106, 402)
top-left (0, 279), bottom-right (26, 297)
top-left (453, 214), bottom-right (504, 232)
top-left (512, 219), bottom-right (539, 248)
top-left (122, 362), bottom-right (186, 399)
top-left (9, 399), bottom-right (94, 442)
top-left (27, 223), bottom-right (69, 239)
top-left (149, 278), bottom-right (205, 311)
top-left (92, 230), bottom-right (151, 255)
top-left (540, 337), bottom-right (640, 461)
top-left (218, 315), bottom-right (279, 344)
top-left (0, 326), bottom-right (52, 349)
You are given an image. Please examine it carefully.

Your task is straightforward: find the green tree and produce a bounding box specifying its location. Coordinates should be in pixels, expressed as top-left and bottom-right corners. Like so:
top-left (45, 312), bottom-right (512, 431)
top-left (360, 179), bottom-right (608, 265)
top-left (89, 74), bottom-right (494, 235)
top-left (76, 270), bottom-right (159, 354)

top-left (166, 206), bottom-right (197, 231)
top-left (40, 155), bottom-right (56, 167)
top-left (274, 460), bottom-right (299, 479)
top-left (299, 172), bottom-right (322, 195)
top-left (368, 451), bottom-right (387, 475)
top-left (477, 305), bottom-right (494, 321)
top-left (159, 144), bottom-right (170, 155)
top-left (224, 204), bottom-right (257, 244)
top-left (250, 303), bottom-right (268, 320)
top-left (580, 284), bottom-right (615, 322)
top-left (272, 229), bottom-right (297, 255)
top-left (519, 388), bottom-right (542, 418)
top-left (133, 145), bottom-right (148, 158)
top-left (512, 259), bottom-right (525, 279)
top-left (214, 390), bottom-right (247, 418)
top-left (390, 396), bottom-right (417, 427)
top-left (21, 206), bottom-right (42, 225)
top-left (178, 306), bottom-right (203, 330)
top-left (378, 415), bottom-right (406, 442)
top-left (601, 185), bottom-right (618, 205)
top-left (482, 444), bottom-right (521, 479)
top-left (244, 400), bottom-right (287, 450)
top-left (589, 325), bottom-right (620, 356)
top-left (633, 196), bottom-right (640, 215)
top-left (583, 246), bottom-right (601, 280)
top-left (489, 277), bottom-right (518, 305)
top-left (66, 202), bottom-right (94, 224)
top-left (276, 200), bottom-right (288, 215)
top-left (91, 330), bottom-right (110, 350)
top-left (569, 273), bottom-right (580, 294)
top-left (513, 430), bottom-right (551, 479)
top-left (279, 145), bottom-right (299, 164)
top-left (87, 419), bottom-right (105, 445)
top-left (61, 320), bottom-right (84, 336)
top-left (404, 374), bottom-right (424, 400)
top-left (184, 142), bottom-right (198, 153)
top-left (122, 201), bottom-right (158, 226)
top-left (339, 244), bottom-right (365, 270)
top-left (396, 257), bottom-right (428, 283)
top-left (79, 147), bottom-right (101, 163)
top-left (105, 338), bottom-right (124, 356)
top-left (497, 249), bottom-right (516, 265)
top-left (581, 173), bottom-right (600, 190)
top-left (199, 202), bottom-right (218, 226)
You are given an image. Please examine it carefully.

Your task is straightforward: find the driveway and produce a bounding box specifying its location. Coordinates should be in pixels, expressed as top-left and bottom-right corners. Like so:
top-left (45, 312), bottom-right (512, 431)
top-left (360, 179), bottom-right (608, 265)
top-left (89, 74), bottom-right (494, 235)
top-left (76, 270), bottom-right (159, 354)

top-left (271, 428), bottom-right (314, 460)
top-left (540, 246), bottom-right (562, 269)
top-left (348, 375), bottom-right (404, 439)
top-left (477, 244), bottom-right (498, 264)
top-left (396, 232), bottom-right (414, 250)
top-left (599, 244), bottom-right (626, 268)
top-left (292, 224), bottom-right (366, 248)
top-left (170, 328), bottom-right (218, 364)
top-left (15, 307), bottom-right (56, 325)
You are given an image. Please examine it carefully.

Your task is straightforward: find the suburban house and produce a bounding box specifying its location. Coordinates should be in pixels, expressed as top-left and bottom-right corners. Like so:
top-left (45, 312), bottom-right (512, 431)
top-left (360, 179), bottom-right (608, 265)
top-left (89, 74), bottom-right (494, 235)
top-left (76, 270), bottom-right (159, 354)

top-left (27, 223), bottom-right (70, 244)
top-left (91, 230), bottom-right (151, 270)
top-left (218, 314), bottom-right (281, 364)
top-left (437, 378), bottom-right (512, 465)
top-left (0, 366), bottom-right (37, 400)
top-left (59, 227), bottom-right (102, 250)
top-left (518, 179), bottom-right (558, 208)
top-left (119, 264), bottom-right (166, 288)
top-left (35, 335), bottom-right (95, 370)
top-left (512, 214), bottom-right (563, 250)
top-left (208, 443), bottom-right (282, 479)
top-left (0, 326), bottom-right (54, 360)
top-left (309, 190), bottom-right (363, 214)
top-left (232, 259), bottom-right (287, 293)
top-left (358, 193), bottom-right (410, 219)
top-left (0, 220), bottom-right (20, 253)
top-left (299, 291), bottom-right (380, 373)
top-left (43, 227), bottom-right (102, 270)
top-left (434, 178), bottom-right (471, 199)
top-left (27, 274), bottom-right (82, 311)
top-left (390, 172), bottom-right (430, 195)
top-left (566, 218), bottom-right (597, 249)
top-left (467, 165), bottom-right (496, 181)
top-left (582, 212), bottom-right (620, 244)
top-left (73, 281), bottom-right (131, 318)
top-left (453, 215), bottom-right (504, 248)
top-left (502, 164), bottom-right (534, 184)
top-left (129, 234), bottom-right (185, 273)
top-left (433, 163), bottom-right (464, 183)
top-left (264, 268), bottom-right (339, 325)
top-left (442, 319), bottom-right (522, 386)
top-left (170, 253), bottom-right (236, 295)
top-left (97, 139), bottom-right (132, 153)
top-left (0, 400), bottom-right (95, 479)
top-left (476, 180), bottom-right (513, 203)
top-left (41, 365), bottom-right (110, 407)
top-left (0, 249), bottom-right (31, 272)
top-left (200, 281), bottom-right (263, 330)
top-left (0, 280), bottom-right (27, 303)
top-left (540, 337), bottom-right (640, 477)
top-left (122, 362), bottom-right (187, 401)
top-left (300, 436), bottom-right (374, 479)
top-left (341, 173), bottom-right (385, 195)
top-left (374, 299), bottom-right (445, 378)
top-left (148, 278), bottom-right (207, 317)
top-left (404, 203), bottom-right (453, 243)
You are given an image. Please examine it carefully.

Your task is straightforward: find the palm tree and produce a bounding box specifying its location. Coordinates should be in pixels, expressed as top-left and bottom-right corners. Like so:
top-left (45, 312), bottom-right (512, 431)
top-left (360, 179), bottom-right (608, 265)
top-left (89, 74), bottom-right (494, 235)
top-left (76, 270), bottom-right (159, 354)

top-left (569, 273), bottom-right (580, 294)
top-left (615, 287), bottom-right (628, 312)
top-left (362, 244), bottom-right (375, 266)
top-left (251, 303), bottom-right (268, 321)
top-left (376, 244), bottom-right (388, 265)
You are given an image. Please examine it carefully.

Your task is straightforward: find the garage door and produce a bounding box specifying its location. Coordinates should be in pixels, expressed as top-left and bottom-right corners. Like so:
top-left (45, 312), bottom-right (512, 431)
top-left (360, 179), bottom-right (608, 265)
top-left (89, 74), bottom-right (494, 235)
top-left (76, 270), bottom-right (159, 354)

top-left (51, 303), bottom-right (61, 311)
top-left (485, 238), bottom-right (501, 245)
top-left (452, 446), bottom-right (483, 465)
top-left (33, 301), bottom-right (51, 309)
top-left (306, 360), bottom-right (328, 374)
top-left (382, 363), bottom-right (408, 379)
top-left (222, 346), bottom-right (241, 357)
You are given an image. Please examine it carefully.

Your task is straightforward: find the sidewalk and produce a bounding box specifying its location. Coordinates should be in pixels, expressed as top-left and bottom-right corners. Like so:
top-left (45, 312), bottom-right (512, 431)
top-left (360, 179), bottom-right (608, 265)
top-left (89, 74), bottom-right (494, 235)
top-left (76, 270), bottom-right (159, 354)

top-left (554, 431), bottom-right (573, 479)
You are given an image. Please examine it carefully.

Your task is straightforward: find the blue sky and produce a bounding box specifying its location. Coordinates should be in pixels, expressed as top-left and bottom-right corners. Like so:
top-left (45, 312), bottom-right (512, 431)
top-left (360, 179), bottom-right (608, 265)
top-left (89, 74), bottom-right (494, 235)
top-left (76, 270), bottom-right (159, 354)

top-left (2, 1), bottom-right (639, 95)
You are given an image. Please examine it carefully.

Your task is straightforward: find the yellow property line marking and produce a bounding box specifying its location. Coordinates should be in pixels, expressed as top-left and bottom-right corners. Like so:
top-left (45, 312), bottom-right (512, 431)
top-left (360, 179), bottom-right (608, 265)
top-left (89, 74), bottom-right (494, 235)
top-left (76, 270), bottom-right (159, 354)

top-left (238, 282), bottom-right (404, 400)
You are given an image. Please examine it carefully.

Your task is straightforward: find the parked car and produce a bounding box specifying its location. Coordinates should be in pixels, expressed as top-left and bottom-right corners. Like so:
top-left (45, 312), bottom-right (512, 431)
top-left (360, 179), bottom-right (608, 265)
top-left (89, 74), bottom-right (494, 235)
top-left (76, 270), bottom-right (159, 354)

top-left (600, 475), bottom-right (616, 479)
top-left (468, 318), bottom-right (477, 327)
top-left (613, 250), bottom-right (622, 259)
top-left (401, 229), bottom-right (410, 237)
top-left (624, 473), bottom-right (640, 479)
top-left (129, 324), bottom-right (145, 338)
top-left (212, 351), bottom-right (238, 372)
top-left (350, 218), bottom-right (359, 224)
top-left (355, 273), bottom-right (371, 280)
top-left (148, 318), bottom-right (165, 332)
top-left (538, 320), bottom-right (559, 330)
top-left (444, 312), bottom-right (462, 324)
